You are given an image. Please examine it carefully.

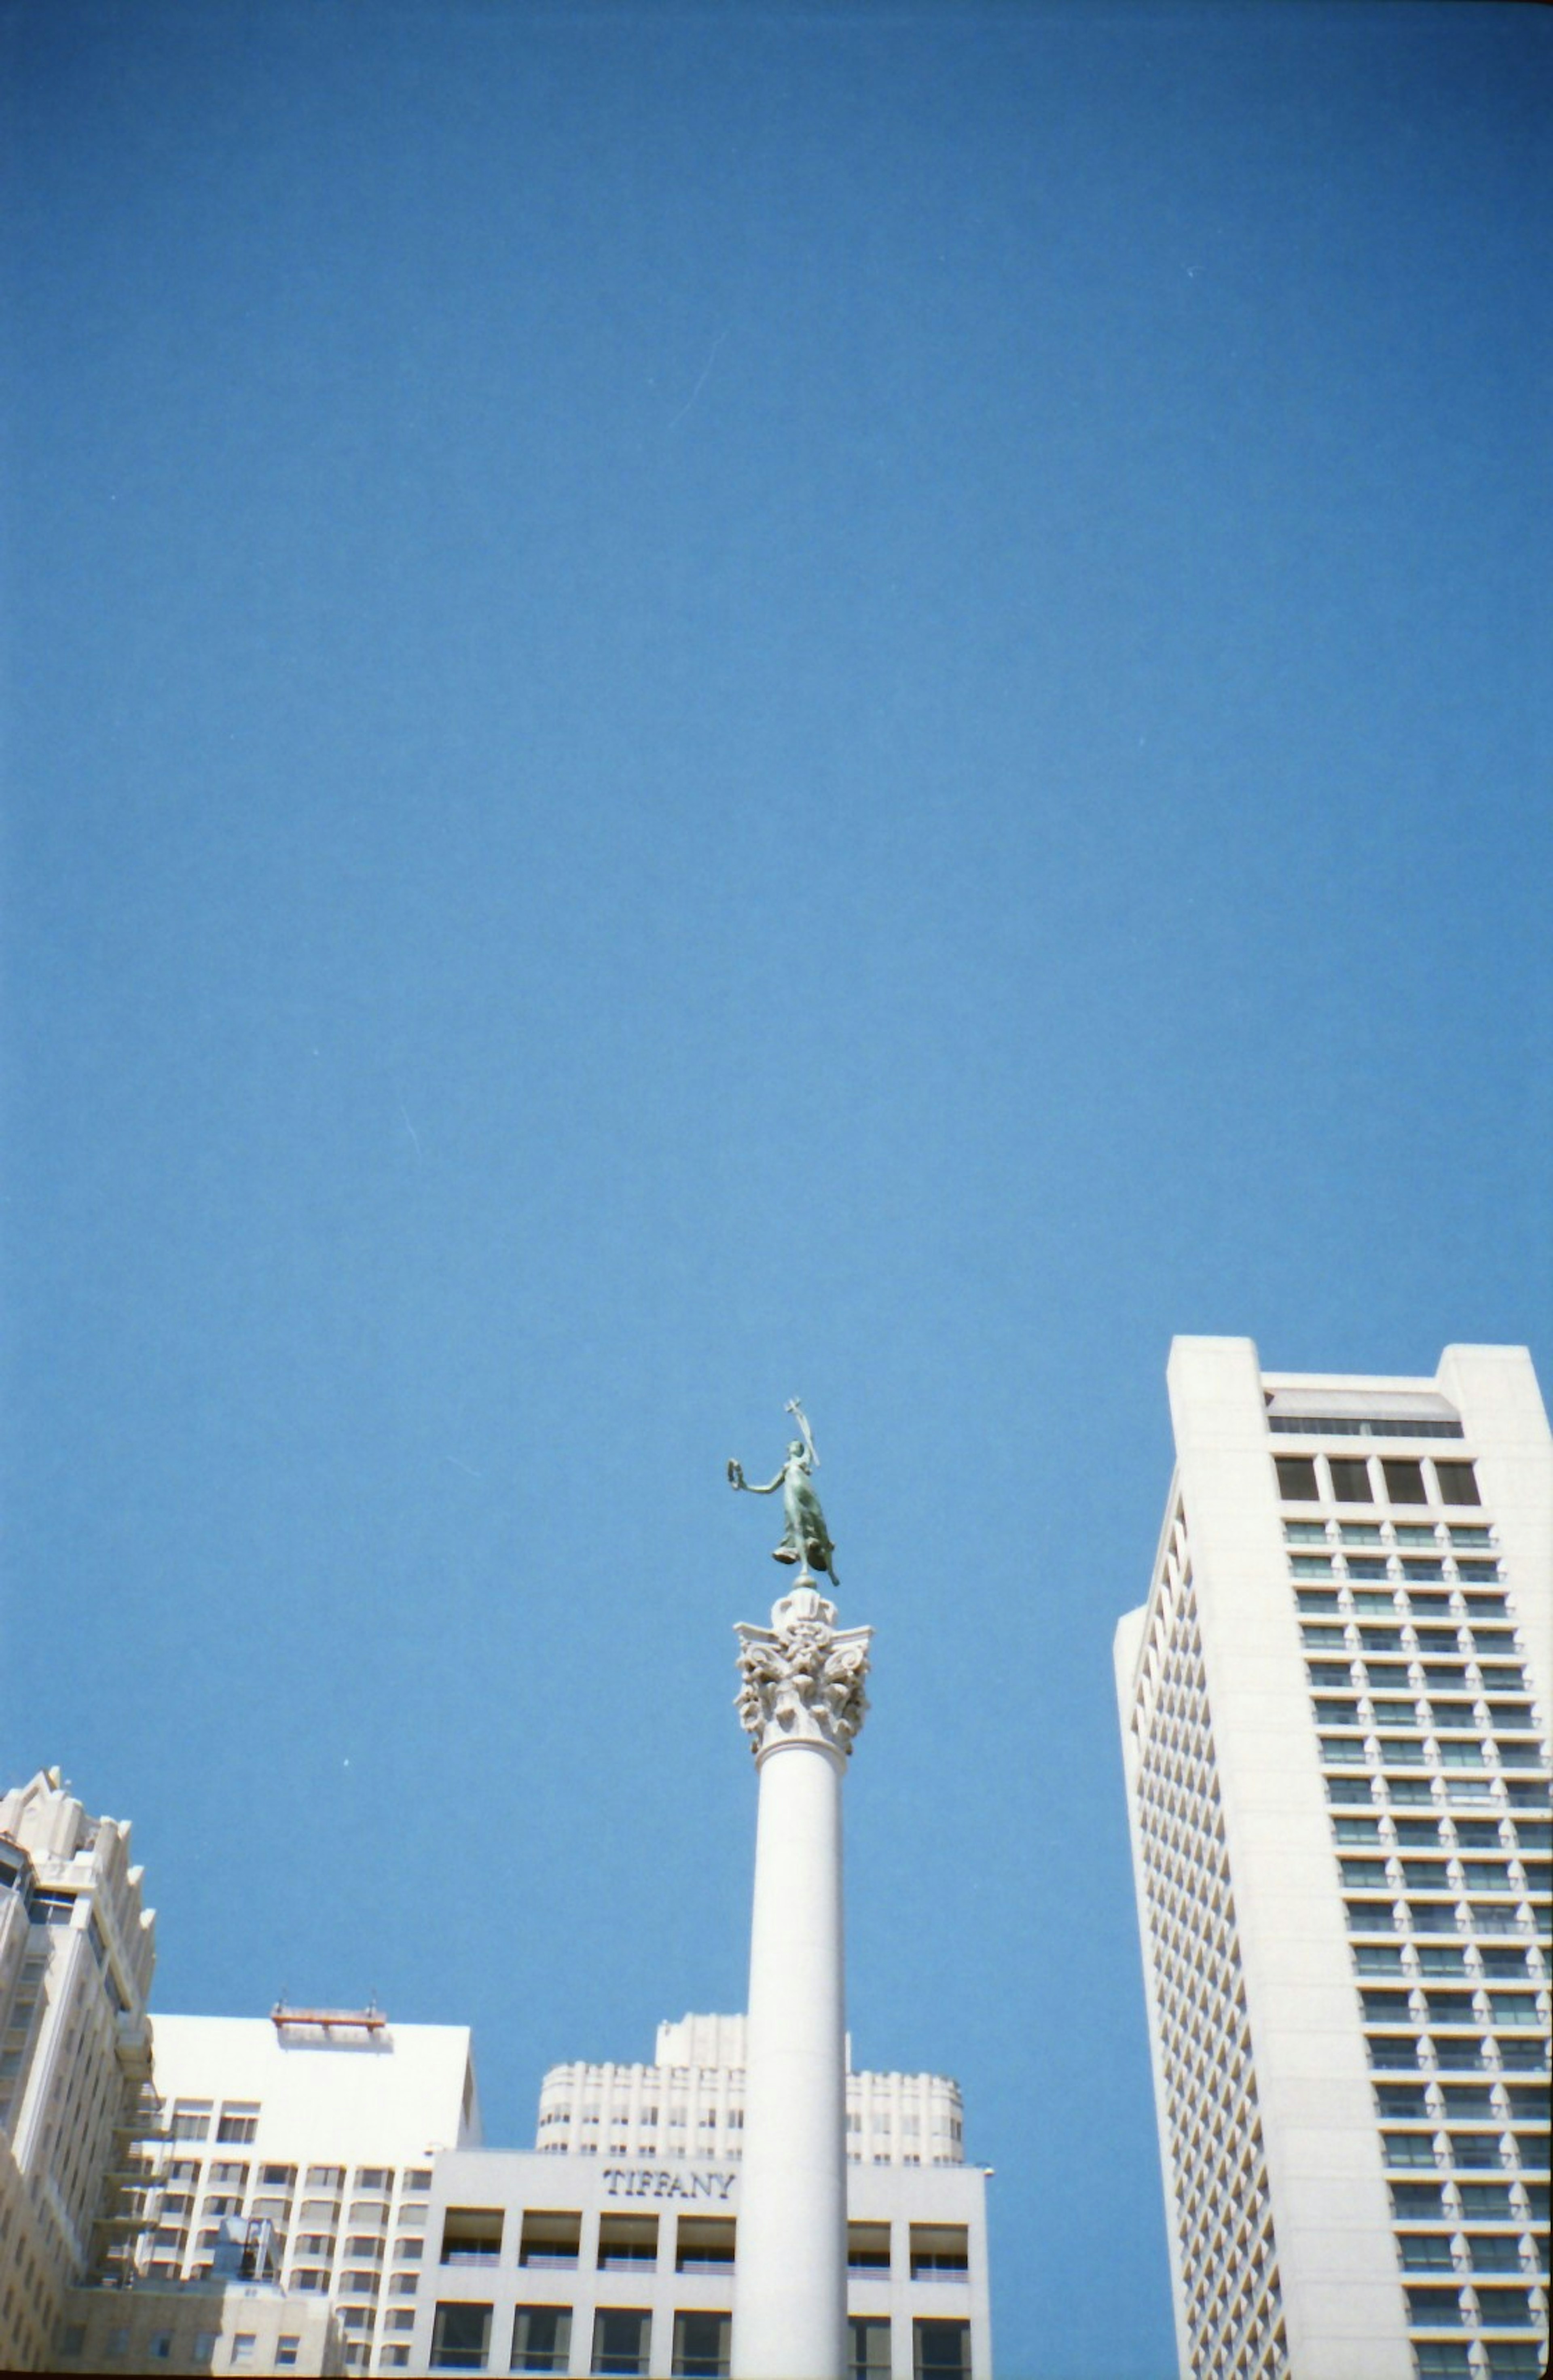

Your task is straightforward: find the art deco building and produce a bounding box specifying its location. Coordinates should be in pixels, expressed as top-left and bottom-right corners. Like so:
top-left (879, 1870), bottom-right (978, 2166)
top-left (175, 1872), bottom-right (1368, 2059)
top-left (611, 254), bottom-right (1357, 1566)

top-left (1115, 1339), bottom-right (1551, 2380)
top-left (0, 1768), bottom-right (156, 2371)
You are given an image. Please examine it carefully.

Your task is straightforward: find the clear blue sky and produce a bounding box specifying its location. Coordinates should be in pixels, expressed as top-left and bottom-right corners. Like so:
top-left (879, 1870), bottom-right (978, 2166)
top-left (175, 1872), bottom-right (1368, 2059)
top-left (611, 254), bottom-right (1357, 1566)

top-left (4, 3), bottom-right (1550, 2372)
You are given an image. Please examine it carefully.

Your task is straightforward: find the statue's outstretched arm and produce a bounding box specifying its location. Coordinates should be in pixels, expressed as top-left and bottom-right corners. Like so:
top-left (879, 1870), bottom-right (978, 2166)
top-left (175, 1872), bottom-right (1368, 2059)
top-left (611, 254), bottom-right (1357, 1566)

top-left (728, 1462), bottom-right (785, 1495)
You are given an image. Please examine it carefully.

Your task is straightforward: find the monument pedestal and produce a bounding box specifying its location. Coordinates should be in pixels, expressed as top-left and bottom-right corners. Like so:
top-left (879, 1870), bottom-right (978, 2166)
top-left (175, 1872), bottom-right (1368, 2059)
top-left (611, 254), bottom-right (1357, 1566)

top-left (730, 1584), bottom-right (871, 2380)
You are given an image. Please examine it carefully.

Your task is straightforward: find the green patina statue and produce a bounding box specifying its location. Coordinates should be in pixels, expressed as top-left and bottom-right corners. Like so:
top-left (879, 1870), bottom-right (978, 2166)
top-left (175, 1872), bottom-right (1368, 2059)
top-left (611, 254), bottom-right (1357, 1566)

top-left (727, 1398), bottom-right (839, 1584)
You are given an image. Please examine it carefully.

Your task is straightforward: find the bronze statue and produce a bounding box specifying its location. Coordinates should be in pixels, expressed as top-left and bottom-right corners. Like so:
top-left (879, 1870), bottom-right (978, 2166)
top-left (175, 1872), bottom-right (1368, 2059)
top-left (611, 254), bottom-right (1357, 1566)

top-left (728, 1399), bottom-right (839, 1584)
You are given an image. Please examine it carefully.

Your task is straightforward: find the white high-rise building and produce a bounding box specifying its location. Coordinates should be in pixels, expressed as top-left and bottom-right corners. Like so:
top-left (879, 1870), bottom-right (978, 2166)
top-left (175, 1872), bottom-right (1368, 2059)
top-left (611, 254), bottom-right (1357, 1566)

top-left (0, 1768), bottom-right (156, 2372)
top-left (1115, 1339), bottom-right (1551, 2380)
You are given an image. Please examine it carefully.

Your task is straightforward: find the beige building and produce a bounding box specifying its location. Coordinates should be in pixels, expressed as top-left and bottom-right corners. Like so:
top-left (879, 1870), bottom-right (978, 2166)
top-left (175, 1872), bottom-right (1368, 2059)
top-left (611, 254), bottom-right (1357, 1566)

top-left (1116, 1339), bottom-right (1551, 2380)
top-left (0, 1767), bottom-right (157, 2371)
top-left (57, 2259), bottom-right (345, 2374)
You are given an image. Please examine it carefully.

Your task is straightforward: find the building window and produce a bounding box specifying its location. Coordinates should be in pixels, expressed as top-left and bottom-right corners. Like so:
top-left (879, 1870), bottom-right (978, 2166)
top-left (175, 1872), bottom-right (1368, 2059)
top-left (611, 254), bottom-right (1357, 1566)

top-left (597, 2215), bottom-right (657, 2270)
top-left (307, 2167), bottom-right (345, 2189)
top-left (520, 2213), bottom-right (580, 2269)
top-left (847, 2222), bottom-right (890, 2274)
top-left (1380, 1460), bottom-right (1428, 1506)
top-left (1327, 1457), bottom-right (1373, 1503)
top-left (591, 2309), bottom-right (650, 2377)
top-left (276, 2343), bottom-right (300, 2371)
top-left (441, 2208), bottom-right (504, 2266)
top-left (671, 2311), bottom-right (731, 2378)
top-left (512, 2306), bottom-right (572, 2374)
top-left (676, 2218), bottom-right (734, 2273)
top-left (910, 2225), bottom-right (969, 2280)
top-left (1434, 1461), bottom-right (1481, 1507)
top-left (913, 2319), bottom-right (971, 2380)
top-left (850, 2319), bottom-right (891, 2380)
top-left (1275, 1456), bottom-right (1319, 1501)
top-left (432, 2302), bottom-right (493, 2372)
top-left (231, 2341), bottom-right (258, 2369)
top-left (171, 2102), bottom-right (213, 2141)
top-left (216, 2104), bottom-right (260, 2145)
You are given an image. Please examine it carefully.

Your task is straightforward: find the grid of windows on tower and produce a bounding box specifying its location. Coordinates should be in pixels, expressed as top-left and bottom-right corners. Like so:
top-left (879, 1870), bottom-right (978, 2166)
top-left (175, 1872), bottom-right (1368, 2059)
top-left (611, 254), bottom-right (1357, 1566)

top-left (112, 2151), bottom-right (435, 2373)
top-left (1282, 1448), bottom-right (1552, 2372)
top-left (1132, 1501), bottom-right (1289, 2380)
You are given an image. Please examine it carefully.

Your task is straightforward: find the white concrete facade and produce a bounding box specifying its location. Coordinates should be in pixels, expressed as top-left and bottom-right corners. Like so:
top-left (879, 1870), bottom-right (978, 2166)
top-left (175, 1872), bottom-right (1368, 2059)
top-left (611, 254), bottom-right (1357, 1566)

top-left (1116, 1339), bottom-right (1551, 2380)
top-left (406, 2132), bottom-right (990, 2380)
top-left (117, 2009), bottom-right (481, 2374)
top-left (0, 1768), bottom-right (156, 2372)
top-left (536, 2015), bottom-right (967, 2172)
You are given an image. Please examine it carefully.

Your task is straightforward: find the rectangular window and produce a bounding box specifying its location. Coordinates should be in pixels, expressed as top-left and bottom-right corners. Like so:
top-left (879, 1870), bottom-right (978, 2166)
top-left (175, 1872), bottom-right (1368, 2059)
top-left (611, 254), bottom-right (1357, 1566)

top-left (1382, 1460), bottom-right (1428, 1506)
top-left (232, 2343), bottom-right (257, 2370)
top-left (520, 2213), bottom-right (580, 2269)
top-left (432, 2302), bottom-right (493, 2372)
top-left (850, 2319), bottom-right (892, 2380)
top-left (676, 2218), bottom-right (735, 2273)
top-left (1434, 1461), bottom-right (1481, 1507)
top-left (913, 2319), bottom-right (972, 2380)
top-left (1328, 1457), bottom-right (1373, 1503)
top-left (671, 2312), bottom-right (731, 2380)
top-left (909, 2225), bottom-right (969, 2281)
top-left (217, 2104), bottom-right (260, 2145)
top-left (1404, 2287), bottom-right (1463, 2325)
top-left (1468, 2237), bottom-right (1525, 2274)
top-left (440, 2208), bottom-right (504, 2266)
top-left (591, 2309), bottom-right (650, 2377)
top-left (1458, 2183), bottom-right (1515, 2217)
top-left (597, 2215), bottom-right (657, 2271)
top-left (848, 2221), bottom-right (891, 2273)
top-left (1275, 1456), bottom-right (1319, 1502)
top-left (512, 2307), bottom-right (573, 2374)
top-left (276, 2345), bottom-right (300, 2372)
top-left (1390, 2181), bottom-right (1446, 2217)
top-left (170, 2102), bottom-right (213, 2142)
top-left (1473, 2287), bottom-right (1534, 2329)
top-left (307, 2166), bottom-right (346, 2189)
top-left (1399, 2234), bottom-right (1456, 2270)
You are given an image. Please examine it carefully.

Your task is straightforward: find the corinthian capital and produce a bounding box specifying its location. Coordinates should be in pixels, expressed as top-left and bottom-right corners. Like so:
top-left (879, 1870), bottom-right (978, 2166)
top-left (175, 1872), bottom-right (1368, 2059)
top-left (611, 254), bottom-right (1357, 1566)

top-left (735, 1585), bottom-right (872, 1760)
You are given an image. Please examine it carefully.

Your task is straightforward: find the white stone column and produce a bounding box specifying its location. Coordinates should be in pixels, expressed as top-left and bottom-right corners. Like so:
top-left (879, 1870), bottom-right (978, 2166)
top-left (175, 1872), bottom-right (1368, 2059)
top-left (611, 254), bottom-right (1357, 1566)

top-left (730, 1583), bottom-right (872, 2380)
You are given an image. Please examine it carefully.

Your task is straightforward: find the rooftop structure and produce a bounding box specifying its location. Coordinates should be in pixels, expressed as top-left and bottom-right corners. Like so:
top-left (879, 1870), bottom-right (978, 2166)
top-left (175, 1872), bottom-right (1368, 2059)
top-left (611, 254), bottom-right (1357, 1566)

top-left (536, 2014), bottom-right (966, 2174)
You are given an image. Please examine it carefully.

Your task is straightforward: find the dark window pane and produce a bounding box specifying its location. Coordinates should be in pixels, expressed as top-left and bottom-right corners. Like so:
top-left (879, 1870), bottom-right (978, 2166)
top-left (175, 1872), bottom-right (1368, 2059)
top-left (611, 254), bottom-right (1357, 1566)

top-left (671, 2312), bottom-right (731, 2380)
top-left (1328, 1458), bottom-right (1373, 1503)
top-left (1435, 1461), bottom-right (1481, 1507)
top-left (850, 2321), bottom-right (892, 2380)
top-left (1276, 1457), bottom-right (1320, 1502)
top-left (592, 2311), bottom-right (650, 2379)
top-left (513, 2309), bottom-right (572, 2375)
top-left (1382, 1460), bottom-right (1428, 1505)
top-left (914, 2321), bottom-right (971, 2380)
